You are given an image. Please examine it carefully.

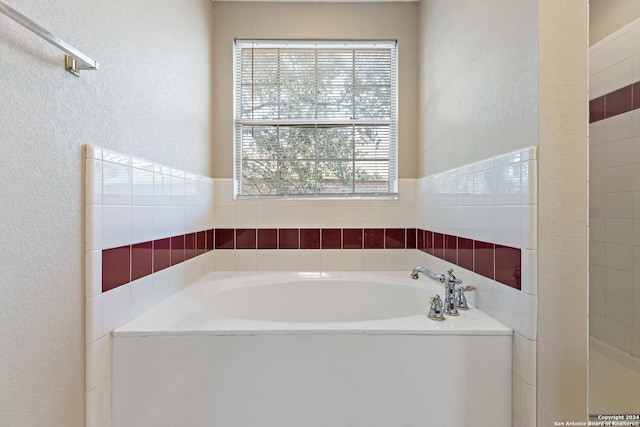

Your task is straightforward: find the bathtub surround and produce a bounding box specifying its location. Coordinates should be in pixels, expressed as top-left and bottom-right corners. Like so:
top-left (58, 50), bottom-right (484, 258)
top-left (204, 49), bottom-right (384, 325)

top-left (113, 271), bottom-right (512, 427)
top-left (85, 145), bottom-right (215, 427)
top-left (589, 17), bottom-right (640, 361)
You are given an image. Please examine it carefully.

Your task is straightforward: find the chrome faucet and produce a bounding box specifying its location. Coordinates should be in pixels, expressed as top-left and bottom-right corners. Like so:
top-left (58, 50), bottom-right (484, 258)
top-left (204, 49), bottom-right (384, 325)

top-left (410, 266), bottom-right (463, 316)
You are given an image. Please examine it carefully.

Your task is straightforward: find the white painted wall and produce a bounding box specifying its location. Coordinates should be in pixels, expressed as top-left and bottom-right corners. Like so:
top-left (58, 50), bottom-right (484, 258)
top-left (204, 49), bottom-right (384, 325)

top-left (0, 1), bottom-right (214, 426)
top-left (418, 0), bottom-right (538, 176)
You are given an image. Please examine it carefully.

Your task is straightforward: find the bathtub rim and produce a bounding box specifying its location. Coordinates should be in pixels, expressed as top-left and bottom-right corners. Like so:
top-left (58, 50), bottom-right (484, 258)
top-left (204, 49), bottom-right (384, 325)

top-left (114, 270), bottom-right (513, 337)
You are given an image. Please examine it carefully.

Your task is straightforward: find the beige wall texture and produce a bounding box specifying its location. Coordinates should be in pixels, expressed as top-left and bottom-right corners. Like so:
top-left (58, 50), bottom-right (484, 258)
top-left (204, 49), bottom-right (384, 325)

top-left (418, 0), bottom-right (538, 176)
top-left (590, 0), bottom-right (640, 46)
top-left (538, 0), bottom-right (589, 423)
top-left (0, 1), bottom-right (214, 426)
top-left (210, 1), bottom-right (419, 179)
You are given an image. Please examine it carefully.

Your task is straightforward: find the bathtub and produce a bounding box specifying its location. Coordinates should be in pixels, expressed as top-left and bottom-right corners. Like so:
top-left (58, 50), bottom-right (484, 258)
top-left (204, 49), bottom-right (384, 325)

top-left (113, 271), bottom-right (512, 427)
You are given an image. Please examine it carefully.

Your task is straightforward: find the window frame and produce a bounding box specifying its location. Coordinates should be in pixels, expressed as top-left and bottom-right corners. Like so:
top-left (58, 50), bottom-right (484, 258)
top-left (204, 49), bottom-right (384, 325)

top-left (233, 39), bottom-right (399, 200)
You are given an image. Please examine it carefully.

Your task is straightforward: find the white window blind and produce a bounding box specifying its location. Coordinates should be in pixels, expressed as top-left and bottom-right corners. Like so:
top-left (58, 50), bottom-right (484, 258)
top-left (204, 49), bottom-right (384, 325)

top-left (234, 39), bottom-right (398, 198)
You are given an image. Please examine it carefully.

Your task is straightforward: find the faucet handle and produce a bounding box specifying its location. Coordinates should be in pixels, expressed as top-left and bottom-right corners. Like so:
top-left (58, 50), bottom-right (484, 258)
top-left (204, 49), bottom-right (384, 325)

top-left (455, 285), bottom-right (475, 310)
top-left (445, 268), bottom-right (463, 284)
top-left (427, 295), bottom-right (445, 321)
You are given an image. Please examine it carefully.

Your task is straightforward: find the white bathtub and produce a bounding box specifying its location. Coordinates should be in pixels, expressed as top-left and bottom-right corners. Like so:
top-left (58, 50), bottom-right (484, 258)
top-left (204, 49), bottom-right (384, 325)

top-left (113, 271), bottom-right (512, 427)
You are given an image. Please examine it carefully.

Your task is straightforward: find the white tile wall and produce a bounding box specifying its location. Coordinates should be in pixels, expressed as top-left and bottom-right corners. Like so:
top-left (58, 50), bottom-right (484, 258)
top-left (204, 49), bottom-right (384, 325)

top-left (590, 20), bottom-right (640, 99)
top-left (590, 21), bottom-right (640, 359)
top-left (417, 147), bottom-right (536, 244)
top-left (85, 145), bottom-right (215, 427)
top-left (415, 147), bottom-right (538, 427)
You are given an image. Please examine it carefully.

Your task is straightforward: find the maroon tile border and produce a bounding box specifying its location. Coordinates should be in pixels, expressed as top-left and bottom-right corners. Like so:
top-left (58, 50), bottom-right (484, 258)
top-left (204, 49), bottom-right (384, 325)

top-left (279, 229), bottom-right (299, 249)
top-left (257, 228), bottom-right (277, 249)
top-left (444, 235), bottom-right (457, 264)
top-left (185, 233), bottom-right (196, 260)
top-left (414, 231), bottom-right (521, 290)
top-left (406, 228), bottom-right (416, 249)
top-left (205, 229), bottom-right (214, 251)
top-left (322, 229), bottom-right (342, 249)
top-left (300, 229), bottom-right (320, 249)
top-left (606, 85), bottom-right (633, 117)
top-left (170, 235), bottom-right (185, 265)
top-left (215, 229), bottom-right (234, 250)
top-left (102, 246), bottom-right (131, 293)
top-left (495, 245), bottom-right (521, 289)
top-left (417, 229), bottom-right (425, 251)
top-left (105, 230), bottom-right (216, 294)
top-left (433, 232), bottom-right (444, 259)
top-left (457, 237), bottom-right (474, 272)
top-left (474, 240), bottom-right (495, 280)
top-left (196, 231), bottom-right (206, 256)
top-left (364, 228), bottom-right (384, 249)
top-left (153, 238), bottom-right (171, 273)
top-left (385, 228), bottom-right (405, 249)
top-left (590, 79), bottom-right (640, 123)
top-left (236, 229), bottom-right (257, 250)
top-left (343, 229), bottom-right (363, 249)
top-left (101, 227), bottom-right (521, 294)
top-left (425, 230), bottom-right (434, 255)
top-left (131, 241), bottom-right (152, 281)
top-left (590, 97), bottom-right (605, 123)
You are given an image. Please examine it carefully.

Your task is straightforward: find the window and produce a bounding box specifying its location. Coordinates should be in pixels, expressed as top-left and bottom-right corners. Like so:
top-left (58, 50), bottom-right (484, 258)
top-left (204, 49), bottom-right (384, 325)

top-left (234, 40), bottom-right (398, 198)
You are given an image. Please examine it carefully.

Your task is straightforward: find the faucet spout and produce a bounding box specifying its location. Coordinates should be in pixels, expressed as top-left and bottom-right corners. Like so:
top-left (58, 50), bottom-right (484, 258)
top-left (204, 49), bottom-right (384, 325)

top-left (410, 266), bottom-right (445, 282)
